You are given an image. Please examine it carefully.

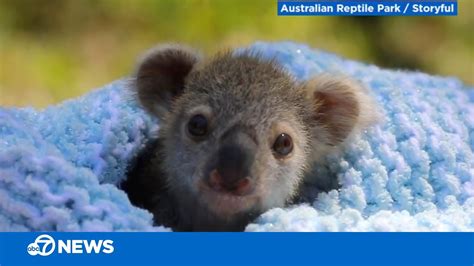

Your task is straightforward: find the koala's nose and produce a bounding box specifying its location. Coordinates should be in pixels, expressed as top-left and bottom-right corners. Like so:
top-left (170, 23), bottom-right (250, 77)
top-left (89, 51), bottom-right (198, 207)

top-left (209, 169), bottom-right (251, 196)
top-left (208, 145), bottom-right (254, 195)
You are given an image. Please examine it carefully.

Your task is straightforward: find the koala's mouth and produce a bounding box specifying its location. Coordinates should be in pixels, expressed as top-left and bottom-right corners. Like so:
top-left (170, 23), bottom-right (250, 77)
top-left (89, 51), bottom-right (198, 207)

top-left (197, 179), bottom-right (259, 217)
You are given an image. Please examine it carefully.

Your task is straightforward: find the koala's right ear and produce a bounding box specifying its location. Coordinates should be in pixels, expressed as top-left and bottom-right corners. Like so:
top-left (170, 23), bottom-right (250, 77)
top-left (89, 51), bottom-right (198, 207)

top-left (134, 44), bottom-right (200, 117)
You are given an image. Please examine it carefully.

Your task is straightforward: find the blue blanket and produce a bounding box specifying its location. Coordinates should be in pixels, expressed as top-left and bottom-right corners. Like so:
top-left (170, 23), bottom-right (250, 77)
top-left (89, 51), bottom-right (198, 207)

top-left (1, 42), bottom-right (473, 231)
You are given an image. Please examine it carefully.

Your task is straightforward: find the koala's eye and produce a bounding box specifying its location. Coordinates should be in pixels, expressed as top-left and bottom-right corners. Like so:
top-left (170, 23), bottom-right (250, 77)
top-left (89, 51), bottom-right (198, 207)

top-left (187, 114), bottom-right (208, 138)
top-left (272, 133), bottom-right (293, 157)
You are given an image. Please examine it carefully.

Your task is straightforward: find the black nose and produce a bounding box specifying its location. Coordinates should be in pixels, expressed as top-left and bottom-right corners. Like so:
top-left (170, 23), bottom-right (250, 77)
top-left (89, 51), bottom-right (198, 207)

top-left (206, 127), bottom-right (257, 194)
top-left (215, 145), bottom-right (254, 189)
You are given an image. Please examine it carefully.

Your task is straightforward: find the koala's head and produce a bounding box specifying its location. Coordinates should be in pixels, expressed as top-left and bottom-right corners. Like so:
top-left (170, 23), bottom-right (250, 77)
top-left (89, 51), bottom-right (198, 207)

top-left (135, 44), bottom-right (370, 228)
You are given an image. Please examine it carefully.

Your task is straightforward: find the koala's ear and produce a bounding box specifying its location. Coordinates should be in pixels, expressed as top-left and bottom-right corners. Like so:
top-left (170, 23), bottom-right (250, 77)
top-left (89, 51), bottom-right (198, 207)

top-left (305, 75), bottom-right (375, 147)
top-left (134, 44), bottom-right (200, 117)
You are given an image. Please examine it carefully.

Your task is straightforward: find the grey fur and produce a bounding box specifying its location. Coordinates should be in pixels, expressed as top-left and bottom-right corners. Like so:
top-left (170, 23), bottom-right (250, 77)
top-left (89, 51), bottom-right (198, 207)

top-left (122, 44), bottom-right (378, 231)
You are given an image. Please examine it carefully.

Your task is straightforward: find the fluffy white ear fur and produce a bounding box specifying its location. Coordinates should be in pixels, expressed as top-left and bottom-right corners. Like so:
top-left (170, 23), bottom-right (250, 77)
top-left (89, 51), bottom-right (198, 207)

top-left (305, 74), bottom-right (380, 162)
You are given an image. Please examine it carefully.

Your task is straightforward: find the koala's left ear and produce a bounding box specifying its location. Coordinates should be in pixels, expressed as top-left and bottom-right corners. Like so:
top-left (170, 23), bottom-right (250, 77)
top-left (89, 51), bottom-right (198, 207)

top-left (305, 75), bottom-right (377, 148)
top-left (134, 44), bottom-right (201, 118)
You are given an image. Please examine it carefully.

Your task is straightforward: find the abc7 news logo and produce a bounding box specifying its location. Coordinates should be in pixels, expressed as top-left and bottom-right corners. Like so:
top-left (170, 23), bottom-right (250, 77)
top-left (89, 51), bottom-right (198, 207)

top-left (27, 234), bottom-right (56, 256)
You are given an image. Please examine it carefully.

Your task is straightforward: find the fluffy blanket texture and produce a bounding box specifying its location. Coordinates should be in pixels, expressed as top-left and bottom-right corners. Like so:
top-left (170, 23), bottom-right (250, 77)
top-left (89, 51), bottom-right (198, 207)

top-left (0, 42), bottom-right (473, 232)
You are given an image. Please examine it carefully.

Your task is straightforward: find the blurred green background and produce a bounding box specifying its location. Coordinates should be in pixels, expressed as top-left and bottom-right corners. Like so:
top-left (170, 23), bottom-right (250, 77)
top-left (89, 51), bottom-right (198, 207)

top-left (0, 0), bottom-right (472, 107)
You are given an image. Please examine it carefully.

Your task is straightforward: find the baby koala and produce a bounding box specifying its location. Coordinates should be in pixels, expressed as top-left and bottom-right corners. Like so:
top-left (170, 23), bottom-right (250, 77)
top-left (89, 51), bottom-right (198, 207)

top-left (123, 44), bottom-right (376, 231)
